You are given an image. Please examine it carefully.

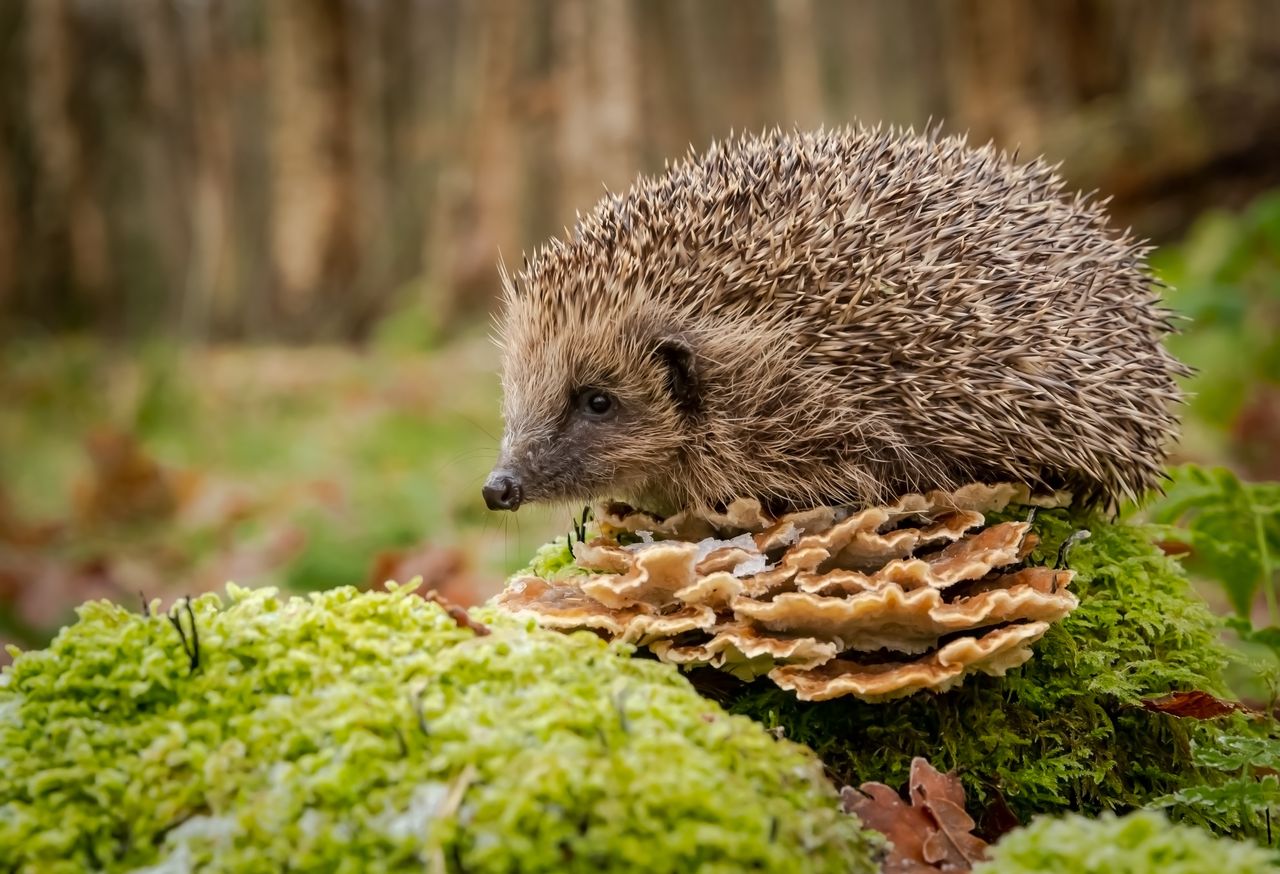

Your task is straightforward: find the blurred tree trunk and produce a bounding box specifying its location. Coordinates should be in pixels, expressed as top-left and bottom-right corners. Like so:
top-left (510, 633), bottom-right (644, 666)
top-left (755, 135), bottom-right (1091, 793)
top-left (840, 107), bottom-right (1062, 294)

top-left (0, 2), bottom-right (17, 319)
top-left (0, 124), bottom-right (15, 315)
top-left (267, 0), bottom-right (361, 337)
top-left (556, 0), bottom-right (641, 218)
top-left (775, 0), bottom-right (824, 129)
top-left (129, 0), bottom-right (235, 340)
top-left (176, 1), bottom-right (236, 339)
top-left (428, 0), bottom-right (523, 327)
top-left (131, 0), bottom-right (187, 331)
top-left (26, 0), bottom-right (111, 322)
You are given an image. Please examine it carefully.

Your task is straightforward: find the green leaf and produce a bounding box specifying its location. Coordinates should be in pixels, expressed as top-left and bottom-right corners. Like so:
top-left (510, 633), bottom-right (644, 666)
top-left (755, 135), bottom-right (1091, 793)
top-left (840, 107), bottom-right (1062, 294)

top-left (1150, 465), bottom-right (1280, 620)
top-left (1191, 735), bottom-right (1280, 774)
top-left (1161, 776), bottom-right (1280, 820)
top-left (1238, 625), bottom-right (1280, 659)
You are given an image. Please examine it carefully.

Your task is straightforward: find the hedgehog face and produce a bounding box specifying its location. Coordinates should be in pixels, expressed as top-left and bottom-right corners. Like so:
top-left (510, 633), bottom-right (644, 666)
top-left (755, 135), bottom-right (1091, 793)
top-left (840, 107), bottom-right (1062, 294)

top-left (484, 305), bottom-right (701, 512)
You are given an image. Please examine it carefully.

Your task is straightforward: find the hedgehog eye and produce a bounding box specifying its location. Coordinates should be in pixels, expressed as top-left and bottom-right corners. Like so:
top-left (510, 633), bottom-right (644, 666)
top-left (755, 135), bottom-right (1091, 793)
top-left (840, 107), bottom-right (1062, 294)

top-left (577, 389), bottom-right (616, 418)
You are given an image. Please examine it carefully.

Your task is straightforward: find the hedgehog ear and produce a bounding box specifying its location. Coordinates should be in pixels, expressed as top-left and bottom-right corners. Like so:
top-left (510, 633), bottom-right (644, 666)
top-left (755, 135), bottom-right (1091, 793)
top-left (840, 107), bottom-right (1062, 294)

top-left (654, 336), bottom-right (701, 416)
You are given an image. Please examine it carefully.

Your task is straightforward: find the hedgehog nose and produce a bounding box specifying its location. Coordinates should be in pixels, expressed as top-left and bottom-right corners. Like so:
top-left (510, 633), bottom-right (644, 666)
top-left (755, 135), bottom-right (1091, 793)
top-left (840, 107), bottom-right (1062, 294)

top-left (482, 470), bottom-right (523, 511)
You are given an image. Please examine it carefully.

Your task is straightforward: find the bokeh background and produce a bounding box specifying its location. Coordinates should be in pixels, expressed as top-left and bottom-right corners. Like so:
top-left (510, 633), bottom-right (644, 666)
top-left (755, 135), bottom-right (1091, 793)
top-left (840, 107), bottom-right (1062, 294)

top-left (2, 0), bottom-right (1279, 661)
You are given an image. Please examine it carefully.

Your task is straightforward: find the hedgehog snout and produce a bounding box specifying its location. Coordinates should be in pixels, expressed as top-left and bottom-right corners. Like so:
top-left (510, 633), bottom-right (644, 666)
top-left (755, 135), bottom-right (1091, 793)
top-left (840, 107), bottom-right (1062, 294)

top-left (482, 469), bottom-right (524, 511)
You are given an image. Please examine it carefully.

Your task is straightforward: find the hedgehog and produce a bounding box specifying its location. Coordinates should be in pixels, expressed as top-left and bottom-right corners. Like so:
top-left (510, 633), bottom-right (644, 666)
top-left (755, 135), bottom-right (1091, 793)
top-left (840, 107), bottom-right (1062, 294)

top-left (482, 126), bottom-right (1187, 518)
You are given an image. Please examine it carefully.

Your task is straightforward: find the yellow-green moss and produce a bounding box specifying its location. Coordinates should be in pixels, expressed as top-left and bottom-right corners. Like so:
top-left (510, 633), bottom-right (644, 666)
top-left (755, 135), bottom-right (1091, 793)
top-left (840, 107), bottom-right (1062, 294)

top-left (975, 810), bottom-right (1278, 873)
top-left (0, 585), bottom-right (879, 873)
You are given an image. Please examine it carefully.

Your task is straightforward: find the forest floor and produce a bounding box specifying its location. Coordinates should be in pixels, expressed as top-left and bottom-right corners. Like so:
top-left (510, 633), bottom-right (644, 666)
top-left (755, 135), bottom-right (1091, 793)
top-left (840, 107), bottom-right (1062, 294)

top-left (0, 333), bottom-right (563, 660)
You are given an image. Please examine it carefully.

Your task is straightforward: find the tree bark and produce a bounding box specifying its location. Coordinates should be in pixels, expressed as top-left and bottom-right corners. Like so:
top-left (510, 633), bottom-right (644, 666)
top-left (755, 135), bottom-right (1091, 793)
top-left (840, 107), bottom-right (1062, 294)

top-left (267, 0), bottom-right (361, 335)
top-left (428, 0), bottom-right (523, 325)
top-left (26, 0), bottom-right (110, 319)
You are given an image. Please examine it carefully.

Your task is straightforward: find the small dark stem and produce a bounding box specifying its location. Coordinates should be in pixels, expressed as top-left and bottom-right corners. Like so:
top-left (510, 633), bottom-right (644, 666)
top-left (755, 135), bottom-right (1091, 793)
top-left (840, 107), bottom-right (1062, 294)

top-left (166, 598), bottom-right (200, 673)
top-left (1056, 529), bottom-right (1091, 569)
top-left (413, 690), bottom-right (430, 736)
top-left (184, 598), bottom-right (199, 671)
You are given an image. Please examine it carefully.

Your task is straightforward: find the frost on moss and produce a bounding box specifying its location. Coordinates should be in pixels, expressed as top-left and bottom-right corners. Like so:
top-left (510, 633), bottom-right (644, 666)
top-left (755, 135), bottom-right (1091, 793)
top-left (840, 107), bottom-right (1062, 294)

top-left (0, 585), bottom-right (880, 874)
top-left (974, 810), bottom-right (1278, 873)
top-left (721, 510), bottom-right (1241, 824)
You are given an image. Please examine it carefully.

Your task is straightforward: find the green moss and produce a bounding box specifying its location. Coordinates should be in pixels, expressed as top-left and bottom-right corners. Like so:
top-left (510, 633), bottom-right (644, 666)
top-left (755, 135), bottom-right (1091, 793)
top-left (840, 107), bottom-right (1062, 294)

top-left (0, 585), bottom-right (879, 873)
top-left (975, 810), bottom-right (1278, 873)
top-left (521, 535), bottom-right (586, 580)
top-left (723, 510), bottom-right (1239, 823)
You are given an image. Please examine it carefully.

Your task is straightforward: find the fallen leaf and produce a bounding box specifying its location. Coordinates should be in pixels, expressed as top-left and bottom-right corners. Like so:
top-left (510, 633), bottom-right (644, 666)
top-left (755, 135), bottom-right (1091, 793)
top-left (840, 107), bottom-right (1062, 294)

top-left (74, 428), bottom-right (180, 527)
top-left (910, 758), bottom-right (988, 867)
top-left (1141, 689), bottom-right (1259, 720)
top-left (367, 543), bottom-right (483, 607)
top-left (841, 782), bottom-right (935, 872)
top-left (841, 757), bottom-right (989, 872)
top-left (1154, 539), bottom-right (1193, 558)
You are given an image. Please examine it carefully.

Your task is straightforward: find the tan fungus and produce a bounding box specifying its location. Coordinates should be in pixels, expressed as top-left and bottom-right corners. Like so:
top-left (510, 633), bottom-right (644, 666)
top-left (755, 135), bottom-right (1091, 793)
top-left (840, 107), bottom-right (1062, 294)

top-left (769, 622), bottom-right (1051, 702)
top-left (495, 485), bottom-right (1079, 701)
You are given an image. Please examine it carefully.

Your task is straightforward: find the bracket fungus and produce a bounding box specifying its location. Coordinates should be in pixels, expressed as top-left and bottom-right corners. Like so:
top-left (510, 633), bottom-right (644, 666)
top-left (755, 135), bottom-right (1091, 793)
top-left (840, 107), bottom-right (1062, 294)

top-left (496, 484), bottom-right (1080, 701)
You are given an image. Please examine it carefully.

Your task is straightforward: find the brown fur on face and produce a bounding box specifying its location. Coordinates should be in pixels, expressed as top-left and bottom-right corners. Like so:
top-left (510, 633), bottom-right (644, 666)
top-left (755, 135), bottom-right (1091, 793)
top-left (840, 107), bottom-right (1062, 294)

top-left (488, 126), bottom-right (1186, 514)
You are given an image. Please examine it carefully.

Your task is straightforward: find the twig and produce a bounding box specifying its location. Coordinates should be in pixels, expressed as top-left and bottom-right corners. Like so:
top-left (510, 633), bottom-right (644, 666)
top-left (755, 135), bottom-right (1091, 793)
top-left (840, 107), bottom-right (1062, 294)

top-left (423, 592), bottom-right (490, 637)
top-left (167, 597), bottom-right (200, 673)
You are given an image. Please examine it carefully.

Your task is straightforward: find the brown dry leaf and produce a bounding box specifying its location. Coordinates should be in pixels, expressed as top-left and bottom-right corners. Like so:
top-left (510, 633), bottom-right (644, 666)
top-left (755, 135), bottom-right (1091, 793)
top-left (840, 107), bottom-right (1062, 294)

top-left (842, 757), bottom-right (988, 873)
top-left (367, 542), bottom-right (484, 607)
top-left (1154, 539), bottom-right (1193, 558)
top-left (1140, 690), bottom-right (1260, 720)
top-left (909, 757), bottom-right (989, 867)
top-left (73, 428), bottom-right (181, 526)
top-left (841, 782), bottom-right (936, 873)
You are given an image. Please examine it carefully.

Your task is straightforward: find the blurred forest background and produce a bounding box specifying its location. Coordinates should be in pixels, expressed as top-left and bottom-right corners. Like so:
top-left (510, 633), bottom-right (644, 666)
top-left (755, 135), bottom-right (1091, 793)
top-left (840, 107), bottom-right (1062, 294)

top-left (2, 0), bottom-right (1279, 664)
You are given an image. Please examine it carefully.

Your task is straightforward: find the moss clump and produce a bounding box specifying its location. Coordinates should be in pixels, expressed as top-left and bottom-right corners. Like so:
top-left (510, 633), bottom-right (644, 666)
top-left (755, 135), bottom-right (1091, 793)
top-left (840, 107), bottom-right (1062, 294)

top-left (523, 534), bottom-right (587, 580)
top-left (975, 810), bottom-right (1278, 873)
top-left (721, 510), bottom-right (1239, 823)
top-left (0, 585), bottom-right (879, 873)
